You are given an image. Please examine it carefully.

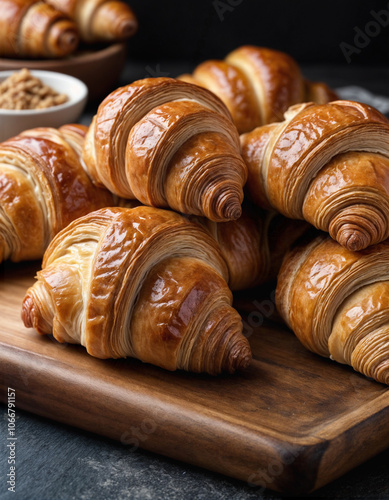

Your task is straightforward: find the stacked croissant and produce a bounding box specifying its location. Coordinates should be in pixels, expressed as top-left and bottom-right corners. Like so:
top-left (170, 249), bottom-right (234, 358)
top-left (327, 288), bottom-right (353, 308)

top-left (3, 44), bottom-right (389, 385)
top-left (0, 0), bottom-right (138, 59)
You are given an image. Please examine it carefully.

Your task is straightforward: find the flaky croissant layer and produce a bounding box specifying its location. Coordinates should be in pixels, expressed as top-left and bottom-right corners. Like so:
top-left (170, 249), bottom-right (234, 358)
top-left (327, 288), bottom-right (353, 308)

top-left (117, 199), bottom-right (310, 291)
top-left (241, 100), bottom-right (389, 252)
top-left (22, 206), bottom-right (252, 375)
top-left (276, 234), bottom-right (389, 385)
top-left (179, 45), bottom-right (337, 133)
top-left (0, 124), bottom-right (113, 263)
top-left (189, 209), bottom-right (310, 291)
top-left (82, 77), bottom-right (247, 222)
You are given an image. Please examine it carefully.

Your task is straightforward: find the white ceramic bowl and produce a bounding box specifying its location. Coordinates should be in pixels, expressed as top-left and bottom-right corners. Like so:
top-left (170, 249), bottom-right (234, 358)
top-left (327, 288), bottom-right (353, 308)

top-left (0, 70), bottom-right (88, 142)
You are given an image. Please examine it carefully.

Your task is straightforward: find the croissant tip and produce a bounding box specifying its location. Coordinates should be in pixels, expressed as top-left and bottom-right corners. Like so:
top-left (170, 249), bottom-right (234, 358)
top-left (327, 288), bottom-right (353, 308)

top-left (21, 294), bottom-right (34, 329)
top-left (226, 204), bottom-right (242, 221)
top-left (118, 19), bottom-right (138, 38)
top-left (223, 339), bottom-right (252, 373)
top-left (215, 196), bottom-right (242, 221)
top-left (235, 348), bottom-right (252, 372)
top-left (55, 30), bottom-right (79, 56)
top-left (338, 228), bottom-right (369, 252)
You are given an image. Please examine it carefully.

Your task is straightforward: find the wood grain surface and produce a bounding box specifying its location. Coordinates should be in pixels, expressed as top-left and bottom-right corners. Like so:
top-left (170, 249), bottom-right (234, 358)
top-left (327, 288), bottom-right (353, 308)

top-left (0, 261), bottom-right (388, 495)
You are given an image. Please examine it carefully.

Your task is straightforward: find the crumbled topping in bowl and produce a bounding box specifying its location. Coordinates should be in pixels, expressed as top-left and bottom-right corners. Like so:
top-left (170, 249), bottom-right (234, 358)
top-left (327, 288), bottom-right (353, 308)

top-left (0, 69), bottom-right (68, 110)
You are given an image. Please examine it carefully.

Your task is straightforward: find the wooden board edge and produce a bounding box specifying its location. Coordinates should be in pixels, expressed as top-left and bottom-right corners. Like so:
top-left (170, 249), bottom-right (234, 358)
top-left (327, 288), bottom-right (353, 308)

top-left (312, 404), bottom-right (389, 491)
top-left (0, 340), bottom-right (331, 495)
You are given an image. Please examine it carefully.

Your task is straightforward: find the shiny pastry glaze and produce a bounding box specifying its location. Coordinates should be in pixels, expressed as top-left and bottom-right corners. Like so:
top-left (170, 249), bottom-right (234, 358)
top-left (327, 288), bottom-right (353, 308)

top-left (276, 234), bottom-right (389, 385)
top-left (190, 208), bottom-right (310, 291)
top-left (0, 124), bottom-right (113, 263)
top-left (22, 206), bottom-right (252, 375)
top-left (179, 45), bottom-right (337, 133)
top-left (83, 78), bottom-right (247, 222)
top-left (241, 100), bottom-right (389, 251)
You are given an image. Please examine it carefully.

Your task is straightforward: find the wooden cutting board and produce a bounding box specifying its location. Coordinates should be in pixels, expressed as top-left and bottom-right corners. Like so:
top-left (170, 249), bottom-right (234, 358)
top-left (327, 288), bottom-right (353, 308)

top-left (1, 261), bottom-right (389, 495)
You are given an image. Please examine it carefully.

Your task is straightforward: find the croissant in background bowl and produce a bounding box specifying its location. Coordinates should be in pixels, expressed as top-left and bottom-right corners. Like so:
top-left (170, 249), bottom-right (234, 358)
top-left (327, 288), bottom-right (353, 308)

top-left (44, 0), bottom-right (138, 43)
top-left (0, 0), bottom-right (80, 58)
top-left (0, 0), bottom-right (137, 60)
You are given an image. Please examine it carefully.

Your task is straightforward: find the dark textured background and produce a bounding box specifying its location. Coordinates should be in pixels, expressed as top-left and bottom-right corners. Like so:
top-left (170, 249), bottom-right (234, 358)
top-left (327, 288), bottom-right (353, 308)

top-left (124, 0), bottom-right (389, 64)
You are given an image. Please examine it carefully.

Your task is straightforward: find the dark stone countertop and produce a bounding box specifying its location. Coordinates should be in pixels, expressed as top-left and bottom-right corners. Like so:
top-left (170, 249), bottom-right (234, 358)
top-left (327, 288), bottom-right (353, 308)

top-left (1, 61), bottom-right (389, 500)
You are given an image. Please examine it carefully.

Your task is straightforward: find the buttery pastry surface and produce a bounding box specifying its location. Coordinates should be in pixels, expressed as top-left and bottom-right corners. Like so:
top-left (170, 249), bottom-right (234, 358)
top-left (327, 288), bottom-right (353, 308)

top-left (0, 124), bottom-right (113, 263)
top-left (22, 206), bottom-right (252, 375)
top-left (241, 100), bottom-right (389, 251)
top-left (83, 77), bottom-right (247, 222)
top-left (276, 234), bottom-right (389, 385)
top-left (190, 209), bottom-right (310, 291)
top-left (117, 198), bottom-right (310, 291)
top-left (179, 45), bottom-right (337, 133)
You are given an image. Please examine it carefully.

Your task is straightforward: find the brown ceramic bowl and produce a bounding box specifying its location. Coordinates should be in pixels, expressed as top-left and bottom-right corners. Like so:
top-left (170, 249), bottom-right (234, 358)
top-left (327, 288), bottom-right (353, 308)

top-left (0, 43), bottom-right (127, 101)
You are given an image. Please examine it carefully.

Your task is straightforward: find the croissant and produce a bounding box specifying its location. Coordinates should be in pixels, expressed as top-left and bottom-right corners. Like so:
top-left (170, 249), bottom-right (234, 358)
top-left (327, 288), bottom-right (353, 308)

top-left (22, 206), bottom-right (252, 375)
top-left (179, 46), bottom-right (337, 133)
top-left (276, 234), bottom-right (389, 385)
top-left (190, 208), bottom-right (310, 291)
top-left (44, 0), bottom-right (138, 42)
top-left (118, 199), bottom-right (309, 291)
top-left (83, 77), bottom-right (248, 222)
top-left (116, 198), bottom-right (261, 290)
top-left (241, 100), bottom-right (389, 252)
top-left (0, 124), bottom-right (113, 263)
top-left (0, 0), bottom-right (79, 58)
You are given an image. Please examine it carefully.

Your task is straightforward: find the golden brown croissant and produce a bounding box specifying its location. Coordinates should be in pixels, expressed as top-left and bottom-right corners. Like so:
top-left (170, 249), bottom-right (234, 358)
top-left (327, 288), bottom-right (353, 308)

top-left (0, 0), bottom-right (79, 58)
top-left (276, 234), bottom-right (389, 385)
top-left (44, 0), bottom-right (138, 42)
top-left (190, 209), bottom-right (310, 291)
top-left (241, 100), bottom-right (389, 252)
top-left (83, 77), bottom-right (248, 222)
top-left (0, 124), bottom-right (113, 263)
top-left (22, 206), bottom-right (252, 375)
top-left (116, 196), bottom-right (310, 291)
top-left (179, 46), bottom-right (337, 133)
top-left (117, 198), bottom-right (263, 290)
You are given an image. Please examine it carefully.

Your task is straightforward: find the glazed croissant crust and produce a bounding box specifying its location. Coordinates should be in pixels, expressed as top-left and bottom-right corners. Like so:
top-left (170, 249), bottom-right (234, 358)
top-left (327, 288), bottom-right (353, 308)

top-left (117, 198), bottom-right (309, 291)
top-left (0, 0), bottom-right (79, 58)
top-left (276, 234), bottom-right (389, 385)
top-left (22, 206), bottom-right (252, 375)
top-left (0, 124), bottom-right (113, 263)
top-left (83, 77), bottom-right (247, 222)
top-left (241, 100), bottom-right (389, 252)
top-left (190, 209), bottom-right (309, 291)
top-left (179, 45), bottom-right (337, 133)
top-left (44, 0), bottom-right (138, 43)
